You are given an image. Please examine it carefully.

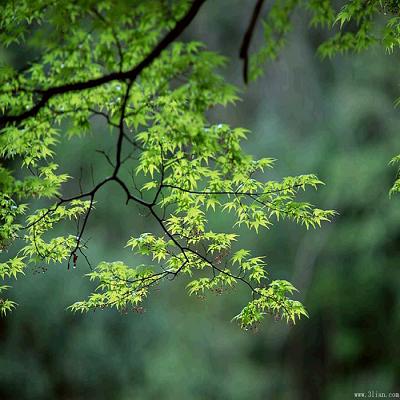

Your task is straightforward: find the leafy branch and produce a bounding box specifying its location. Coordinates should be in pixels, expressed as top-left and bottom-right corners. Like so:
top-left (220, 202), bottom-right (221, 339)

top-left (0, 0), bottom-right (335, 327)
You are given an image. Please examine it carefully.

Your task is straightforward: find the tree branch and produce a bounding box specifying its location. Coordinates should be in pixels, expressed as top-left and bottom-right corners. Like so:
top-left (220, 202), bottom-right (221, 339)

top-left (0, 0), bottom-right (207, 127)
top-left (239, 0), bottom-right (266, 84)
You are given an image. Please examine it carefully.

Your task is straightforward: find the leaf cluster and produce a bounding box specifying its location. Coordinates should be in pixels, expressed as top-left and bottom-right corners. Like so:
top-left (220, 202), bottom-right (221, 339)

top-left (0, 0), bottom-right (335, 329)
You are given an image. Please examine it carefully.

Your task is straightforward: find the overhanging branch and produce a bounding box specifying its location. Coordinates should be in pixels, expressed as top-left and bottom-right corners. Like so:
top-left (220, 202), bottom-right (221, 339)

top-left (239, 0), bottom-right (266, 84)
top-left (0, 0), bottom-right (207, 127)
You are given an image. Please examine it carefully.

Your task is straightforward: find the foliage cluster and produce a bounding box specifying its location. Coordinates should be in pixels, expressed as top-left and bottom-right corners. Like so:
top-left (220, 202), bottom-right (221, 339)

top-left (1, 0), bottom-right (399, 328)
top-left (0, 0), bottom-right (339, 328)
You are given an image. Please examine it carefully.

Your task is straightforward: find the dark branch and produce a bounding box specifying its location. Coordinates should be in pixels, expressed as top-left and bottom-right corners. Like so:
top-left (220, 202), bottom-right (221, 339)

top-left (0, 0), bottom-right (207, 127)
top-left (239, 0), bottom-right (266, 84)
top-left (162, 183), bottom-right (304, 197)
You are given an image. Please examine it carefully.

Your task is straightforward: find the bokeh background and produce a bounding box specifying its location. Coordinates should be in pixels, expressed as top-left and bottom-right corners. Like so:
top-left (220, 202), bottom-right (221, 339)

top-left (1, 1), bottom-right (399, 399)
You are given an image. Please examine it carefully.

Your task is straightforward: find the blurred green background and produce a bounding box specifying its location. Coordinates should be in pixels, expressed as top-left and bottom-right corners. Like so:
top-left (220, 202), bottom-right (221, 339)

top-left (1, 1), bottom-right (400, 399)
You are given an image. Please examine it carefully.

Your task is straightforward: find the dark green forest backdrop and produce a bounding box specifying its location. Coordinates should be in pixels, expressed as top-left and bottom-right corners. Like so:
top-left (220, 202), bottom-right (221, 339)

top-left (0, 1), bottom-right (399, 399)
